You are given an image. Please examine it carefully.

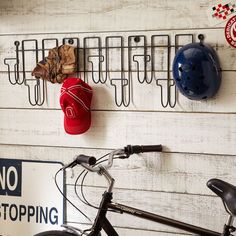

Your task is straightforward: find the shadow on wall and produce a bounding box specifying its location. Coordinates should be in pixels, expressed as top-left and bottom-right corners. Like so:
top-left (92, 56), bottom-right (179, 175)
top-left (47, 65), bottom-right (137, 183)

top-left (81, 85), bottom-right (113, 143)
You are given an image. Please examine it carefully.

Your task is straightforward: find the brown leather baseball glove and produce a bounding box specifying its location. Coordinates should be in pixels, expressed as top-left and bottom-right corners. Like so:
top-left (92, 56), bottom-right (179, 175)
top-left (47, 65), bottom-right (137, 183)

top-left (32, 44), bottom-right (77, 83)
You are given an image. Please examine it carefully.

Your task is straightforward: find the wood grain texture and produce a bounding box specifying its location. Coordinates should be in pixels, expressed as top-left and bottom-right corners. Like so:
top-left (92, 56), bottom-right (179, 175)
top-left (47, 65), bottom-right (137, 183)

top-left (1, 144), bottom-right (235, 196)
top-left (0, 0), bottom-right (219, 34)
top-left (0, 109), bottom-right (235, 155)
top-left (0, 0), bottom-right (235, 235)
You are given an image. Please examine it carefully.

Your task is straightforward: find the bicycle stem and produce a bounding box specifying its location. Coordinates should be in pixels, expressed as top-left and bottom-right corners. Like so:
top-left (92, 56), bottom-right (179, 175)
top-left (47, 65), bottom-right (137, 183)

top-left (99, 166), bottom-right (115, 193)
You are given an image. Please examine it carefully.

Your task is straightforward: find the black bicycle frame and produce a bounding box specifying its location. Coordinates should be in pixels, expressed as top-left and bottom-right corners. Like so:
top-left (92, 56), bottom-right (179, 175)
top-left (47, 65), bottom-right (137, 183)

top-left (108, 202), bottom-right (221, 236)
top-left (88, 191), bottom-right (223, 236)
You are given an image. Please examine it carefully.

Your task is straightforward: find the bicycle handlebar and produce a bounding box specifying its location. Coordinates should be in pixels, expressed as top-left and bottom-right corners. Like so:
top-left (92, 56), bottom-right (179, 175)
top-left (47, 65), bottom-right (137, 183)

top-left (63, 144), bottom-right (162, 171)
top-left (63, 154), bottom-right (97, 169)
top-left (77, 155), bottom-right (97, 165)
top-left (124, 145), bottom-right (162, 155)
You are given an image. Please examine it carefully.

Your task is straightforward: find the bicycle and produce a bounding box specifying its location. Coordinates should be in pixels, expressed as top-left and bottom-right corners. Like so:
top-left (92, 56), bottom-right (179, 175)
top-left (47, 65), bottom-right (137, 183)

top-left (35, 145), bottom-right (236, 236)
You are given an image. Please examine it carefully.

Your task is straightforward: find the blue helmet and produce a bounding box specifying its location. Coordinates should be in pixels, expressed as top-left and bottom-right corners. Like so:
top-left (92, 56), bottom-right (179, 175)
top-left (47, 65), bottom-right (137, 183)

top-left (172, 41), bottom-right (221, 100)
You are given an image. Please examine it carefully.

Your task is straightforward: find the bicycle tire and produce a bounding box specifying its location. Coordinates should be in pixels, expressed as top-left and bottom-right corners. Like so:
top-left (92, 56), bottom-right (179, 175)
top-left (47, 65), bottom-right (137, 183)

top-left (34, 230), bottom-right (78, 236)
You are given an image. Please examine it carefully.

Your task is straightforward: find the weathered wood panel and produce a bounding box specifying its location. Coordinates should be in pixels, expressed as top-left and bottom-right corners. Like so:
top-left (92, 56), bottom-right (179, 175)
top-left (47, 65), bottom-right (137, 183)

top-left (1, 144), bottom-right (235, 196)
top-left (66, 151), bottom-right (236, 195)
top-left (0, 0), bottom-right (222, 34)
top-left (0, 0), bottom-right (235, 235)
top-left (0, 109), bottom-right (235, 155)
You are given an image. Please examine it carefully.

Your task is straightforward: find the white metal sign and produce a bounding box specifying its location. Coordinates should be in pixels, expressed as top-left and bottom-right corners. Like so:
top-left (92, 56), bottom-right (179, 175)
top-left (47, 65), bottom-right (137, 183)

top-left (0, 158), bottom-right (65, 236)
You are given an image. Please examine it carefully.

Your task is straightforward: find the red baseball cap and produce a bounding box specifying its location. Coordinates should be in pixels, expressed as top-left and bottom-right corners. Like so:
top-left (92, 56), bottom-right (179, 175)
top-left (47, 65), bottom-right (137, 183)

top-left (60, 78), bottom-right (93, 135)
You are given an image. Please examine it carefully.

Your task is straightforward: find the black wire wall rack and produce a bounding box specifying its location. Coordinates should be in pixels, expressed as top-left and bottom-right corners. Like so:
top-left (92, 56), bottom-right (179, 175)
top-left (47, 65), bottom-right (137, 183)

top-left (4, 33), bottom-right (195, 108)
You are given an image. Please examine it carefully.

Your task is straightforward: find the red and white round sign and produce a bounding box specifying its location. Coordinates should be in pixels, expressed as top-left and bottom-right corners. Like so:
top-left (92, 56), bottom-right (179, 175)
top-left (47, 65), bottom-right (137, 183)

top-left (225, 15), bottom-right (236, 48)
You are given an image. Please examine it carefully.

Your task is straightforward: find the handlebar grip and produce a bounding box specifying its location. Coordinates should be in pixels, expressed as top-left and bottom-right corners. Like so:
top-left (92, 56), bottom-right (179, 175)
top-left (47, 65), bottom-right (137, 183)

top-left (76, 154), bottom-right (97, 165)
top-left (125, 145), bottom-right (162, 155)
top-left (141, 145), bottom-right (162, 153)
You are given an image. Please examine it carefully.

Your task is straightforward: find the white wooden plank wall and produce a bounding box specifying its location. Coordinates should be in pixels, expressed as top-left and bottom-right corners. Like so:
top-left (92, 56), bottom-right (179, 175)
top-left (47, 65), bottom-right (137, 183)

top-left (0, 0), bottom-right (235, 235)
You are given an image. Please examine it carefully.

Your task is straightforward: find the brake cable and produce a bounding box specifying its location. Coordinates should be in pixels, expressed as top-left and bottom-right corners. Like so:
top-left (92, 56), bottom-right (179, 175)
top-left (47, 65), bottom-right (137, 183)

top-left (54, 168), bottom-right (92, 222)
top-left (74, 152), bottom-right (111, 209)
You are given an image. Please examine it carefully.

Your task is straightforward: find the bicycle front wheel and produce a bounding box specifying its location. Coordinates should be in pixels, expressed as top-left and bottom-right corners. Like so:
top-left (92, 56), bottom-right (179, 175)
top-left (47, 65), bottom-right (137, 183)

top-left (34, 230), bottom-right (77, 236)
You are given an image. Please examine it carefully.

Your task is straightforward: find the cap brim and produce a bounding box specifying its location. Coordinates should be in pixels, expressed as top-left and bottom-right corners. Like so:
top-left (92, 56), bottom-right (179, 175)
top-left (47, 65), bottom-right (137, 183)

top-left (64, 112), bottom-right (91, 135)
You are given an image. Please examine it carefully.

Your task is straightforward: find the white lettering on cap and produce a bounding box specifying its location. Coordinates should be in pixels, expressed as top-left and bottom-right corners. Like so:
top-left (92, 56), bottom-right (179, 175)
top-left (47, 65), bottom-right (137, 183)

top-left (65, 106), bottom-right (76, 118)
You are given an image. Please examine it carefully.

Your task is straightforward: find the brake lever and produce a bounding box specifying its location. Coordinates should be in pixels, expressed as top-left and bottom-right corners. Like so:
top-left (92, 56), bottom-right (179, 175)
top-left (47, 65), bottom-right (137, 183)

top-left (107, 149), bottom-right (125, 168)
top-left (82, 149), bottom-right (126, 172)
top-left (117, 153), bottom-right (129, 159)
top-left (70, 149), bottom-right (126, 173)
top-left (80, 163), bottom-right (100, 172)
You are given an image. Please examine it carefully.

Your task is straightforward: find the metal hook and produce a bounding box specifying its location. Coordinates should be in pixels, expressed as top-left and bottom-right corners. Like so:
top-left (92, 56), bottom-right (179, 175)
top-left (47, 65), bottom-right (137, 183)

top-left (174, 34), bottom-right (194, 53)
top-left (22, 39), bottom-right (46, 106)
top-left (4, 41), bottom-right (24, 85)
top-left (4, 33), bottom-right (198, 108)
top-left (128, 35), bottom-right (152, 84)
top-left (173, 33), bottom-right (195, 107)
top-left (110, 78), bottom-right (130, 107)
top-left (152, 34), bottom-right (176, 108)
top-left (105, 36), bottom-right (124, 85)
top-left (83, 37), bottom-right (106, 84)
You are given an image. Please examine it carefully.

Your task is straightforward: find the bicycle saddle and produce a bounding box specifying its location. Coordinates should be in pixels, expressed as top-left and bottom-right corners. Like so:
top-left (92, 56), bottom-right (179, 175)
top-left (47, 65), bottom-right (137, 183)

top-left (207, 178), bottom-right (236, 215)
